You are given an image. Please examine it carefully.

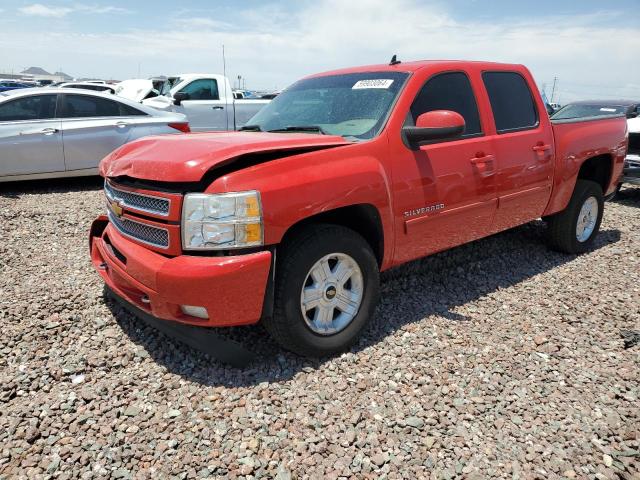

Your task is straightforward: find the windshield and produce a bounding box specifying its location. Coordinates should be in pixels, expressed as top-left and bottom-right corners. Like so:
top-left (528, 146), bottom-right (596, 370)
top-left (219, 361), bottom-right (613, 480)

top-left (551, 103), bottom-right (629, 120)
top-left (245, 71), bottom-right (409, 140)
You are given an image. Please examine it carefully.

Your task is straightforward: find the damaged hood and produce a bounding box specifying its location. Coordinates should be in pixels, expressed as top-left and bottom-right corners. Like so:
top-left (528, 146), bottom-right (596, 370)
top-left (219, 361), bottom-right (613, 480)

top-left (114, 79), bottom-right (155, 102)
top-left (100, 131), bottom-right (352, 182)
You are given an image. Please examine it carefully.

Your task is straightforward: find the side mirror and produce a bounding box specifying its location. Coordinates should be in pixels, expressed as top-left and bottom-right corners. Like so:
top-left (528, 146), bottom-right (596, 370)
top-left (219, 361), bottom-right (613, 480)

top-left (626, 111), bottom-right (638, 119)
top-left (402, 110), bottom-right (465, 149)
top-left (173, 92), bottom-right (189, 105)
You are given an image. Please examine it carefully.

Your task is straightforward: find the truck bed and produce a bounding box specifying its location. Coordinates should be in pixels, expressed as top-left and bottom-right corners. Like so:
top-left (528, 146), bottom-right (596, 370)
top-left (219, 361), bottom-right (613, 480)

top-left (546, 114), bottom-right (628, 215)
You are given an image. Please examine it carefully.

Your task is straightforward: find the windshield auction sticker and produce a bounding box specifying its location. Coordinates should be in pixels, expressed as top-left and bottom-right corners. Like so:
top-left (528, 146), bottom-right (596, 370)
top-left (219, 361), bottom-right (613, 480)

top-left (352, 79), bottom-right (394, 89)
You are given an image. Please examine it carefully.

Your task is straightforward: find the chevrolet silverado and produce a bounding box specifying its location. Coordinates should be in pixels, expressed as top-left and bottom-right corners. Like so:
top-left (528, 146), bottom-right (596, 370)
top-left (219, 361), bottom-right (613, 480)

top-left (90, 60), bottom-right (628, 357)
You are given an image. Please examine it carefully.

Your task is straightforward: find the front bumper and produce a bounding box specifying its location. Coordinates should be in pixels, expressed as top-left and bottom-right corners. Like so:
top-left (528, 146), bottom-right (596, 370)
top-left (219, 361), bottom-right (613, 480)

top-left (622, 154), bottom-right (640, 185)
top-left (90, 216), bottom-right (272, 327)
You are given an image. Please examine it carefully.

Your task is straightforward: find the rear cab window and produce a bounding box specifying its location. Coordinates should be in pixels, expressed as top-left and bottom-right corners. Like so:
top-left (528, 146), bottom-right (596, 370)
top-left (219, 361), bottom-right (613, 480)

top-left (482, 71), bottom-right (538, 133)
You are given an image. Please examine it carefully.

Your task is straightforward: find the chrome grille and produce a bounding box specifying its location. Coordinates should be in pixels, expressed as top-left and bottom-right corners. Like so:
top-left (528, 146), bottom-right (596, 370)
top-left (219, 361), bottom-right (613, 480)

top-left (108, 210), bottom-right (169, 248)
top-left (105, 181), bottom-right (170, 216)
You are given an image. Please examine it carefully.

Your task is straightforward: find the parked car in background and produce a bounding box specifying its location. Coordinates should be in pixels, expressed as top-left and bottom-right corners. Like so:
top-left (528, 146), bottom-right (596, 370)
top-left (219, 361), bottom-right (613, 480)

top-left (0, 81), bottom-right (32, 93)
top-left (55, 82), bottom-right (117, 94)
top-left (90, 59), bottom-right (627, 357)
top-left (114, 79), bottom-right (159, 102)
top-left (0, 88), bottom-right (189, 182)
top-left (553, 100), bottom-right (640, 191)
top-left (551, 100), bottom-right (639, 120)
top-left (142, 73), bottom-right (271, 132)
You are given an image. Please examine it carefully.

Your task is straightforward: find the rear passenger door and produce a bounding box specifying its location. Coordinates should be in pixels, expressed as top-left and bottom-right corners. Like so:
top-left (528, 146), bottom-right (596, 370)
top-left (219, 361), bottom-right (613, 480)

top-left (59, 93), bottom-right (135, 172)
top-left (482, 71), bottom-right (554, 232)
top-left (0, 94), bottom-right (64, 177)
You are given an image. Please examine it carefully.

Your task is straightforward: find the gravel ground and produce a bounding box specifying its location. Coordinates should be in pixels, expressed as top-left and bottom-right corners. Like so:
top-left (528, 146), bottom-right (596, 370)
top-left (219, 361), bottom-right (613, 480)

top-left (0, 178), bottom-right (638, 480)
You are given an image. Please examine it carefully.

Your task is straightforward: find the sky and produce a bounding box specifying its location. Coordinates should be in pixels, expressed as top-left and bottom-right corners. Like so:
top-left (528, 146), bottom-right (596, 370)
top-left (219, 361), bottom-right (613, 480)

top-left (0, 0), bottom-right (639, 102)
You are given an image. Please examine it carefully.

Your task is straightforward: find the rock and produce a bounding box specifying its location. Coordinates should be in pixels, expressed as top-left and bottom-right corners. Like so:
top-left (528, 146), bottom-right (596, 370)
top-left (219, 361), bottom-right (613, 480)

top-left (405, 416), bottom-right (425, 429)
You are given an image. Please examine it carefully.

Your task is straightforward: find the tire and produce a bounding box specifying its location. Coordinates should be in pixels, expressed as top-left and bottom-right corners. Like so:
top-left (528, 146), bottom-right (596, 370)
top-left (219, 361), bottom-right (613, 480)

top-left (264, 224), bottom-right (380, 357)
top-left (546, 179), bottom-right (604, 254)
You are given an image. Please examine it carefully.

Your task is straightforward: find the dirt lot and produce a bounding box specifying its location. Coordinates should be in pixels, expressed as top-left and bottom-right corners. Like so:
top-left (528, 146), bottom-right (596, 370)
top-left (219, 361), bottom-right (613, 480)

top-left (1, 179), bottom-right (638, 480)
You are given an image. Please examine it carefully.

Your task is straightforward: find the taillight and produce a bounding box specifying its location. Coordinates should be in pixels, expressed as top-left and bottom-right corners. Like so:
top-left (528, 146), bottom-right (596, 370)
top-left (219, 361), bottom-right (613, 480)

top-left (168, 122), bottom-right (190, 133)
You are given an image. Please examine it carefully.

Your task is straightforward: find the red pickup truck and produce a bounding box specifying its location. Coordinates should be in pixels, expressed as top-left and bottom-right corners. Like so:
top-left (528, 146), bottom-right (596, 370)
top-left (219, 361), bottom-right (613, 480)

top-left (90, 60), bottom-right (627, 357)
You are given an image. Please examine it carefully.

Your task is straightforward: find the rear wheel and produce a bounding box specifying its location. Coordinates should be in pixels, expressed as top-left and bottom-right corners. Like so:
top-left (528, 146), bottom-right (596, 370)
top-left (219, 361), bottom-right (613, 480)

top-left (546, 179), bottom-right (604, 254)
top-left (265, 224), bottom-right (380, 357)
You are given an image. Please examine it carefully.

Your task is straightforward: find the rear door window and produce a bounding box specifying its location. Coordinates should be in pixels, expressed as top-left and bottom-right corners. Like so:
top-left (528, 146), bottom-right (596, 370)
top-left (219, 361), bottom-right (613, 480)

top-left (409, 71), bottom-right (482, 136)
top-left (0, 94), bottom-right (57, 121)
top-left (482, 72), bottom-right (538, 133)
top-left (61, 94), bottom-right (121, 118)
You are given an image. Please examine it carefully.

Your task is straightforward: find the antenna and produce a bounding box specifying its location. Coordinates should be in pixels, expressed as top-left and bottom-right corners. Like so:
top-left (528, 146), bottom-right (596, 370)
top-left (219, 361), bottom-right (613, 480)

top-left (389, 54), bottom-right (401, 66)
top-left (550, 76), bottom-right (558, 104)
top-left (222, 44), bottom-right (229, 131)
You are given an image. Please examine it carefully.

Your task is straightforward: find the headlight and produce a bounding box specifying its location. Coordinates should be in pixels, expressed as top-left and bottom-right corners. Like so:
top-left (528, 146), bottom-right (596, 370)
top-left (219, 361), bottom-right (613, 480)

top-left (182, 191), bottom-right (263, 250)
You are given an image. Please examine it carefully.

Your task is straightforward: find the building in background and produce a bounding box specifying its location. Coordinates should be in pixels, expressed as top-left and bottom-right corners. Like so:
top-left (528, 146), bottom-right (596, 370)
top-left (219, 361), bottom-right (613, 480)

top-left (0, 66), bottom-right (73, 83)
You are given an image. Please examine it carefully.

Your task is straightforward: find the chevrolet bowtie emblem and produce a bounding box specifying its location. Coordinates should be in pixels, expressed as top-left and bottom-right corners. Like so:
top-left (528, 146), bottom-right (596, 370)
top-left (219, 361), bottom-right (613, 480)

top-left (110, 200), bottom-right (124, 217)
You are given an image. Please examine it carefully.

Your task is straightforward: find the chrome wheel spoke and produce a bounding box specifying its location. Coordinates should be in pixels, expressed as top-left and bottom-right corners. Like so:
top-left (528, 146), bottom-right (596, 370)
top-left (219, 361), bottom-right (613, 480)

top-left (310, 259), bottom-right (332, 284)
top-left (333, 259), bottom-right (352, 286)
top-left (315, 304), bottom-right (334, 327)
top-left (335, 291), bottom-right (359, 316)
top-left (302, 286), bottom-right (323, 310)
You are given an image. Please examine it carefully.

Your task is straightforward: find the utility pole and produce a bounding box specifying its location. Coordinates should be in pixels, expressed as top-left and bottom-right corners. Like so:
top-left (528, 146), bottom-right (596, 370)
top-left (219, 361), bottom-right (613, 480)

top-left (550, 77), bottom-right (558, 103)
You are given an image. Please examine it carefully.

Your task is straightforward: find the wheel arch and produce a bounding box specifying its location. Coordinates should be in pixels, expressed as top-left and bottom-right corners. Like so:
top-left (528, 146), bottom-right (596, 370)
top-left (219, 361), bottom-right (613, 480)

top-left (279, 203), bottom-right (385, 268)
top-left (577, 153), bottom-right (613, 194)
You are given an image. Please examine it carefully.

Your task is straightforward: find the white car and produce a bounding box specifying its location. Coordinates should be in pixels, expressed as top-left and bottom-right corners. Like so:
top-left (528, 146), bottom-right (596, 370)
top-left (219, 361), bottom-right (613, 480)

top-left (141, 73), bottom-right (271, 132)
top-left (55, 82), bottom-right (117, 94)
top-left (0, 88), bottom-right (189, 182)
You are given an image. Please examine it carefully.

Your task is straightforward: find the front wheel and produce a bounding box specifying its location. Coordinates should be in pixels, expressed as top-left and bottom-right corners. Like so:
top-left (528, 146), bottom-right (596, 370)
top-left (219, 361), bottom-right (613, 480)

top-left (264, 224), bottom-right (380, 357)
top-left (546, 179), bottom-right (604, 254)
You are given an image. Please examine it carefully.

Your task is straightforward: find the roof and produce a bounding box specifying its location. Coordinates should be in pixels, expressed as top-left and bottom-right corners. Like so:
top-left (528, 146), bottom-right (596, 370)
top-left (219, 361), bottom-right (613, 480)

top-left (0, 87), bottom-right (185, 119)
top-left (307, 59), bottom-right (525, 78)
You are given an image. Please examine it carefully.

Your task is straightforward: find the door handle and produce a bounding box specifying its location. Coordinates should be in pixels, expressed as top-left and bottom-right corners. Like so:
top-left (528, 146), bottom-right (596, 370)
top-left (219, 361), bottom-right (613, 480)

top-left (115, 121), bottom-right (129, 128)
top-left (533, 144), bottom-right (552, 153)
top-left (470, 154), bottom-right (495, 164)
top-left (470, 153), bottom-right (495, 177)
top-left (20, 127), bottom-right (59, 136)
top-left (533, 143), bottom-right (552, 162)
top-left (212, 106), bottom-right (224, 110)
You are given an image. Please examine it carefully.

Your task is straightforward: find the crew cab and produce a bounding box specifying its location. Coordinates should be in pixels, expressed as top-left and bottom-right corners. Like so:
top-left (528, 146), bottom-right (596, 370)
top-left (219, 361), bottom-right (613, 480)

top-left (90, 60), bottom-right (627, 357)
top-left (141, 74), bottom-right (270, 132)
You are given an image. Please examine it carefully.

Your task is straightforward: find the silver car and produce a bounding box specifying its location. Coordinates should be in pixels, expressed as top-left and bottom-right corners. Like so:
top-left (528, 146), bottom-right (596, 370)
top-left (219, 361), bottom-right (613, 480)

top-left (0, 87), bottom-right (189, 182)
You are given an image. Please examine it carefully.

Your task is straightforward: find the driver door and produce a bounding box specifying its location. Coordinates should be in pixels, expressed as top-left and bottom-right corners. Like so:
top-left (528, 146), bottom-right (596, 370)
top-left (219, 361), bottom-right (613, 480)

top-left (391, 71), bottom-right (498, 263)
top-left (175, 78), bottom-right (228, 131)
